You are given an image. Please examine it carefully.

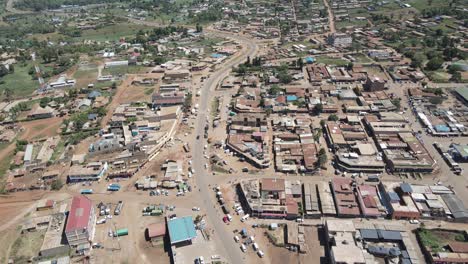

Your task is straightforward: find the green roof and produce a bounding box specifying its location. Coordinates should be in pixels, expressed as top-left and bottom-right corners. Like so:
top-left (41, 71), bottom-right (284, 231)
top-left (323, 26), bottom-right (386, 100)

top-left (455, 87), bottom-right (468, 102)
top-left (167, 216), bottom-right (197, 244)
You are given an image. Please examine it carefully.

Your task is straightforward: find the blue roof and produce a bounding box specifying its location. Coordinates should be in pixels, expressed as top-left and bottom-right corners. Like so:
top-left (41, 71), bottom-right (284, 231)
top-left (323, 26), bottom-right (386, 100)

top-left (400, 183), bottom-right (413, 193)
top-left (286, 95), bottom-right (298, 102)
top-left (168, 216), bottom-right (197, 244)
top-left (378, 230), bottom-right (402, 241)
top-left (305, 57), bottom-right (315, 63)
top-left (211, 53), bottom-right (224, 58)
top-left (388, 192), bottom-right (400, 202)
top-left (434, 124), bottom-right (450, 132)
top-left (360, 229), bottom-right (379, 239)
top-left (88, 90), bottom-right (102, 99)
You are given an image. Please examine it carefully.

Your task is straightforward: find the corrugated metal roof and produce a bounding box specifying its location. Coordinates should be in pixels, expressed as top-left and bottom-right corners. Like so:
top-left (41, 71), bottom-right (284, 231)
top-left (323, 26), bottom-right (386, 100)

top-left (65, 195), bottom-right (92, 232)
top-left (167, 216), bottom-right (196, 244)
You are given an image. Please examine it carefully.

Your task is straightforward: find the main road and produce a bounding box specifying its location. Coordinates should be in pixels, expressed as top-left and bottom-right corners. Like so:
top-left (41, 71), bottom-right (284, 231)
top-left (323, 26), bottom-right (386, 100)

top-left (96, 15), bottom-right (259, 262)
top-left (191, 31), bottom-right (258, 264)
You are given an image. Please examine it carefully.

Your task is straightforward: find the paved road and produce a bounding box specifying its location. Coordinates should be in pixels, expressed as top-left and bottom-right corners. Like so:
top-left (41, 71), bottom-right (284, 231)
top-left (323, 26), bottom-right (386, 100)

top-left (191, 32), bottom-right (258, 264)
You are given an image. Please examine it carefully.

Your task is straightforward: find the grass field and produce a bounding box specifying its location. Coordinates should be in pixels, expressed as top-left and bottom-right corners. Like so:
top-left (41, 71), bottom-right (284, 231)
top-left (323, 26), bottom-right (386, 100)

top-left (78, 23), bottom-right (152, 42)
top-left (0, 63), bottom-right (38, 100)
top-left (315, 56), bottom-right (349, 66)
top-left (9, 229), bottom-right (46, 263)
top-left (102, 65), bottom-right (148, 76)
top-left (407, 0), bottom-right (449, 12)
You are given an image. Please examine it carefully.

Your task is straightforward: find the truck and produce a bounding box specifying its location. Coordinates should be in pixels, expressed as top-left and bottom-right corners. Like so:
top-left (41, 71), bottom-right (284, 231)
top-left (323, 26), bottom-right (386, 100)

top-left (221, 205), bottom-right (230, 214)
top-left (114, 201), bottom-right (123, 215)
top-left (80, 189), bottom-right (93, 195)
top-left (114, 228), bottom-right (128, 237)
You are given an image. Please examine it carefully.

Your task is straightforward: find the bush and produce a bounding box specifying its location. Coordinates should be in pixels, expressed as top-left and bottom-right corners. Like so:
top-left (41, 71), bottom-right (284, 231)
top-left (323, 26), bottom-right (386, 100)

top-left (51, 179), bottom-right (63, 191)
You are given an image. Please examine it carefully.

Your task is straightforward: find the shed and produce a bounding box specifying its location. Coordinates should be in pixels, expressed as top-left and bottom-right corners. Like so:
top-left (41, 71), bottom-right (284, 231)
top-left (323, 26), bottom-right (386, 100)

top-left (360, 229), bottom-right (379, 240)
top-left (147, 223), bottom-right (166, 242)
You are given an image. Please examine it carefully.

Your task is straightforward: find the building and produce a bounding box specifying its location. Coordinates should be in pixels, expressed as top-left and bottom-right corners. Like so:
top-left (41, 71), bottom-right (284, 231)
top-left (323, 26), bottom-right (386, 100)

top-left (326, 219), bottom-right (420, 264)
top-left (325, 220), bottom-right (365, 264)
top-left (356, 184), bottom-right (387, 218)
top-left (454, 87), bottom-right (468, 106)
top-left (152, 92), bottom-right (185, 107)
top-left (238, 179), bottom-right (299, 219)
top-left (167, 216), bottom-right (197, 246)
top-left (331, 178), bottom-right (361, 217)
top-left (303, 183), bottom-right (321, 218)
top-left (449, 144), bottom-right (468, 162)
top-left (65, 196), bottom-right (96, 247)
top-left (39, 213), bottom-right (69, 257)
top-left (363, 76), bottom-right (387, 92)
top-left (28, 106), bottom-right (55, 119)
top-left (67, 163), bottom-right (107, 182)
top-left (147, 222), bottom-right (166, 243)
top-left (379, 182), bottom-right (420, 220)
top-left (327, 33), bottom-right (352, 48)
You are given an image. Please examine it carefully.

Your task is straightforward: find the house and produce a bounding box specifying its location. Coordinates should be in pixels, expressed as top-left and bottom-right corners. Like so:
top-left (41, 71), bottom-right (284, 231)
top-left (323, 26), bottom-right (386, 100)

top-left (363, 76), bottom-right (387, 92)
top-left (28, 106), bottom-right (54, 119)
top-left (327, 33), bottom-right (352, 48)
top-left (65, 196), bottom-right (96, 247)
top-left (152, 92), bottom-right (185, 107)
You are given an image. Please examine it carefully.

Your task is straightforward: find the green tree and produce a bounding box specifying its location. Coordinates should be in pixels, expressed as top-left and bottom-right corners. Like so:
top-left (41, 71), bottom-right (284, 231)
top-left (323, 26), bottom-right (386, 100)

top-left (328, 114), bottom-right (339, 121)
top-left (426, 57), bottom-right (444, 71)
top-left (51, 179), bottom-right (63, 191)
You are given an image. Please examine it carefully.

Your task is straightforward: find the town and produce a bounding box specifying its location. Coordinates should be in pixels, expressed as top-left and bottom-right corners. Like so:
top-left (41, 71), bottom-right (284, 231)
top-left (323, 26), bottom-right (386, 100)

top-left (0, 0), bottom-right (467, 263)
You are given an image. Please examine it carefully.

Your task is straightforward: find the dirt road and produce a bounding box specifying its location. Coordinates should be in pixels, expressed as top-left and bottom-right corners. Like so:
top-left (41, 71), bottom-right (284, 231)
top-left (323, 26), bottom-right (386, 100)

top-left (322, 0), bottom-right (336, 33)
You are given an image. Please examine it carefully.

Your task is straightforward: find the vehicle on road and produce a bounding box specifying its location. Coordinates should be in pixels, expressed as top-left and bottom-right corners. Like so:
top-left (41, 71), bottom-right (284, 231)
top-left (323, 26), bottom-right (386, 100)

top-left (240, 244), bottom-right (247, 252)
top-left (227, 214), bottom-right (232, 222)
top-left (257, 250), bottom-right (265, 258)
top-left (223, 216), bottom-right (229, 223)
top-left (253, 243), bottom-right (259, 251)
top-left (240, 214), bottom-right (250, 222)
top-left (409, 219), bottom-right (420, 224)
top-left (211, 255), bottom-right (221, 260)
top-left (296, 218), bottom-right (304, 223)
top-left (234, 235), bottom-right (240, 242)
top-left (192, 207), bottom-right (200, 211)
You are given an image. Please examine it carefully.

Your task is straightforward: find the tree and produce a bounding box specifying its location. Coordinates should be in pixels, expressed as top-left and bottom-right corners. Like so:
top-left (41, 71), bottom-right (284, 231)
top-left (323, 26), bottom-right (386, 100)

top-left (451, 71), bottom-right (462, 83)
top-left (196, 23), bottom-right (203, 33)
top-left (51, 179), bottom-right (63, 191)
top-left (269, 84), bottom-right (282, 95)
top-left (111, 82), bottom-right (117, 89)
top-left (429, 97), bottom-right (444, 105)
top-left (316, 148), bottom-right (327, 168)
top-left (328, 114), bottom-right (339, 121)
top-left (434, 88), bottom-right (443, 96)
top-left (8, 64), bottom-right (14, 73)
top-left (314, 103), bottom-right (323, 115)
top-left (278, 71), bottom-right (292, 84)
top-left (426, 57), bottom-right (444, 71)
top-left (3, 88), bottom-right (13, 102)
top-left (391, 99), bottom-right (401, 110)
top-left (296, 58), bottom-right (304, 69)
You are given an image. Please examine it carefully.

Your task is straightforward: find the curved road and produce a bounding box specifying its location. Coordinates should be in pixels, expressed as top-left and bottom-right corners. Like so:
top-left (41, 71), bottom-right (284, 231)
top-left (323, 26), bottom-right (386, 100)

top-left (192, 31), bottom-right (258, 264)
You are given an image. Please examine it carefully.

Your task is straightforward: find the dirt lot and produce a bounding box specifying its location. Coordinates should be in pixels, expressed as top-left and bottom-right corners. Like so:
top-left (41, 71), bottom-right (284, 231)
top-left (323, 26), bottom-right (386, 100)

top-left (20, 117), bottom-right (63, 141)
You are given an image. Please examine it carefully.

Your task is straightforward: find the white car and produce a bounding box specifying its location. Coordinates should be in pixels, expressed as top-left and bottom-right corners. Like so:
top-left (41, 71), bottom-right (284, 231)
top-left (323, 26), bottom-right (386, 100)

top-left (240, 244), bottom-right (247, 252)
top-left (409, 219), bottom-right (420, 224)
top-left (257, 250), bottom-right (265, 258)
top-left (192, 207), bottom-right (201, 211)
top-left (234, 235), bottom-right (240, 242)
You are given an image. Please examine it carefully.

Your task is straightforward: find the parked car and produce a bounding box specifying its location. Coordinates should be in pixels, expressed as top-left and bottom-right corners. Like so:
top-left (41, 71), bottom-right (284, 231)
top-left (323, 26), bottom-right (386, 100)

top-left (234, 235), bottom-right (240, 242)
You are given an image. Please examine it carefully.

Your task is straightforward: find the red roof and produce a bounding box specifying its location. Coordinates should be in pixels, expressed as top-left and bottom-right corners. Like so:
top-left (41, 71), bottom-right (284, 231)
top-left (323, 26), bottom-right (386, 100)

top-left (147, 223), bottom-right (166, 238)
top-left (65, 195), bottom-right (92, 232)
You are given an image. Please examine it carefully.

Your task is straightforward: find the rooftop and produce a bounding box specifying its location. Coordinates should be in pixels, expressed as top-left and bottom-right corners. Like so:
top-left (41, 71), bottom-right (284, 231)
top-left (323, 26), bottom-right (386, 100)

top-left (167, 216), bottom-right (197, 244)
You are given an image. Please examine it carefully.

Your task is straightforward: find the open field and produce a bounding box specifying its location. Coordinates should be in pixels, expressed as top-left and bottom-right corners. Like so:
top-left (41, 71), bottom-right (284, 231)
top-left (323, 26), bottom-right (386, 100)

top-left (0, 62), bottom-right (38, 99)
top-left (315, 56), bottom-right (349, 66)
top-left (78, 23), bottom-right (152, 42)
